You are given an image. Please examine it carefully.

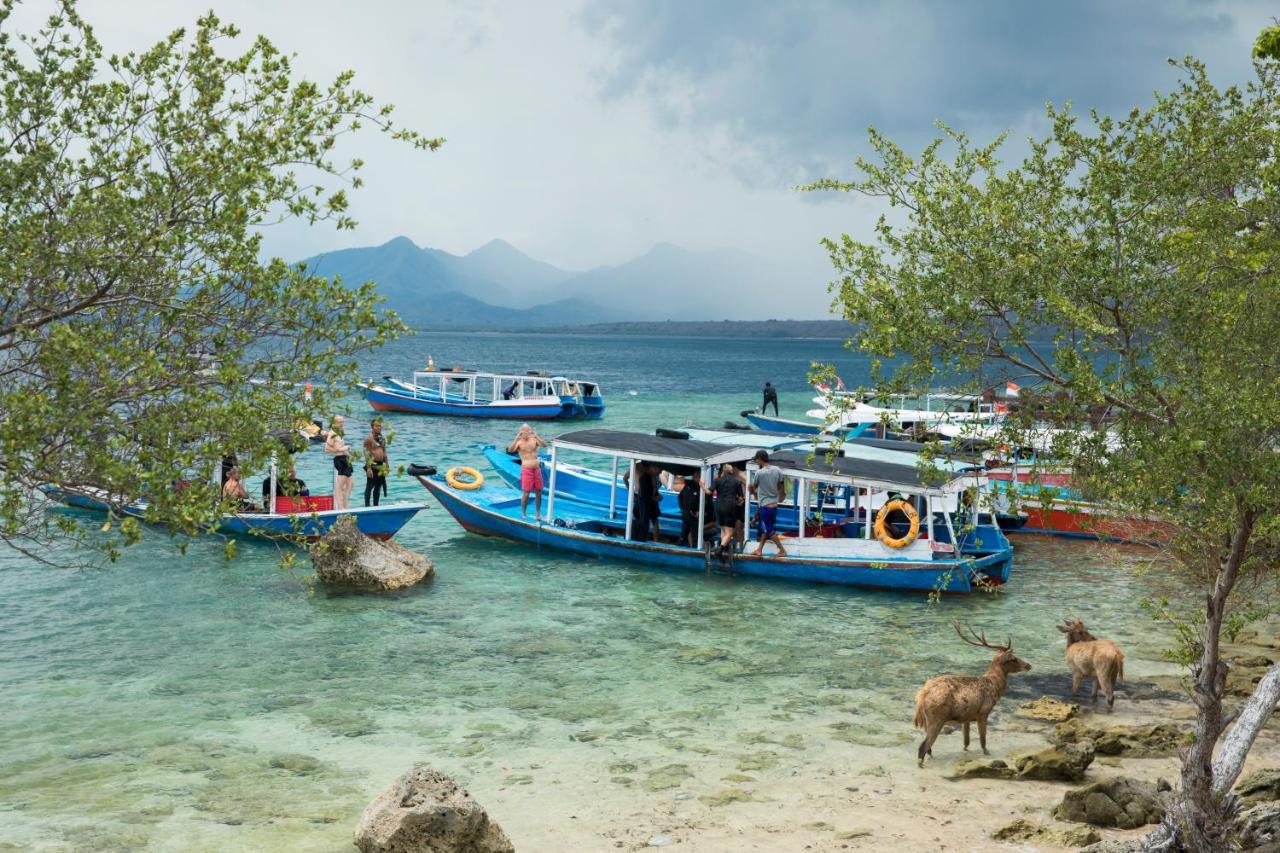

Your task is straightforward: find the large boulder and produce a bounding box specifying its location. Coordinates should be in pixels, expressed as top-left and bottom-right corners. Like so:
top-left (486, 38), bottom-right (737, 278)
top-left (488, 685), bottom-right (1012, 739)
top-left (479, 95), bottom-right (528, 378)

top-left (311, 517), bottom-right (434, 591)
top-left (990, 818), bottom-right (1100, 847)
top-left (1238, 768), bottom-right (1280, 804)
top-left (1053, 776), bottom-right (1166, 829)
top-left (1050, 719), bottom-right (1183, 757)
top-left (354, 766), bottom-right (513, 853)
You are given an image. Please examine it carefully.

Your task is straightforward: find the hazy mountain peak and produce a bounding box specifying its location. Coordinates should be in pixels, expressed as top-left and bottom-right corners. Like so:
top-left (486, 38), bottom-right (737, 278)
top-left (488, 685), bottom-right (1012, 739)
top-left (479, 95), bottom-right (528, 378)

top-left (380, 235), bottom-right (419, 252)
top-left (468, 237), bottom-right (524, 258)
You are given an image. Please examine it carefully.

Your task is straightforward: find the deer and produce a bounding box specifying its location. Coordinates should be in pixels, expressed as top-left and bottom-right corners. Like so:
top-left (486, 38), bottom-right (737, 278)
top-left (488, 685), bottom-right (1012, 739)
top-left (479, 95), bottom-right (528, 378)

top-left (914, 623), bottom-right (1032, 767)
top-left (1057, 617), bottom-right (1125, 711)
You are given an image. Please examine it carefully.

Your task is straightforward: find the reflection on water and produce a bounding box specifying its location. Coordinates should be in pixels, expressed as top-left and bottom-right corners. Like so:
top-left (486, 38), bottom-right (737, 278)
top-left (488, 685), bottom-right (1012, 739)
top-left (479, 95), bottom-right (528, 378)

top-left (0, 334), bottom-right (1184, 850)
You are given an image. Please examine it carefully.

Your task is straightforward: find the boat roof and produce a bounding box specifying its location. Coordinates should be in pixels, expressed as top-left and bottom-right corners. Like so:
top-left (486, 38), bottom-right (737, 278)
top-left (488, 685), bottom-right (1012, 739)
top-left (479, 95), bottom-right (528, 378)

top-left (553, 429), bottom-right (756, 466)
top-left (413, 370), bottom-right (594, 384)
top-left (680, 428), bottom-right (818, 451)
top-left (767, 449), bottom-right (968, 494)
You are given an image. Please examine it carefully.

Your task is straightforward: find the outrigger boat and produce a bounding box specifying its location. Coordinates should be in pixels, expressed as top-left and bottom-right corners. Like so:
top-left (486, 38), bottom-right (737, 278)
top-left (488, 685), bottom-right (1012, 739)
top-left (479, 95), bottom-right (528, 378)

top-left (43, 458), bottom-right (426, 541)
top-left (482, 427), bottom-right (1017, 555)
top-left (747, 388), bottom-right (1000, 439)
top-left (363, 370), bottom-right (605, 419)
top-left (418, 429), bottom-right (1012, 593)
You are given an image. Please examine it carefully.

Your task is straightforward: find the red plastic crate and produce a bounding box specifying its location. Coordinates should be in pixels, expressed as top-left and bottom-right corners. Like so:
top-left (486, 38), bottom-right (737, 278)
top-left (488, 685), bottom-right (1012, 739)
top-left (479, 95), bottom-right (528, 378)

top-left (274, 495), bottom-right (334, 514)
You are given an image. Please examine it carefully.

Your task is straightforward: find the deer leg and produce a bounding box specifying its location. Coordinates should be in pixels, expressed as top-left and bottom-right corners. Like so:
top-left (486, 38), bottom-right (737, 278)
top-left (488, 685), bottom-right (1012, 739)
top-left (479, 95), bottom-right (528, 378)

top-left (1090, 678), bottom-right (1099, 704)
top-left (1071, 671), bottom-right (1082, 697)
top-left (962, 721), bottom-right (971, 751)
top-left (978, 715), bottom-right (989, 755)
top-left (1105, 679), bottom-right (1115, 711)
top-left (917, 720), bottom-right (944, 767)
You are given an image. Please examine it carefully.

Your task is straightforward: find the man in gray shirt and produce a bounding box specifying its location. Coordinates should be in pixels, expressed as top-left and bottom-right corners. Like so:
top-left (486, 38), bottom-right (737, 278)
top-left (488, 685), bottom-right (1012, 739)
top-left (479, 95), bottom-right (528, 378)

top-left (750, 450), bottom-right (787, 557)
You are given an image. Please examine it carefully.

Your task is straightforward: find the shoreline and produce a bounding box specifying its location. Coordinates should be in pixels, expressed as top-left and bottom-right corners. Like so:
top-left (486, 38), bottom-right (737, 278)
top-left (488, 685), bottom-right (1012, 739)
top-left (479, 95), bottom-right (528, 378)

top-left (454, 628), bottom-right (1280, 852)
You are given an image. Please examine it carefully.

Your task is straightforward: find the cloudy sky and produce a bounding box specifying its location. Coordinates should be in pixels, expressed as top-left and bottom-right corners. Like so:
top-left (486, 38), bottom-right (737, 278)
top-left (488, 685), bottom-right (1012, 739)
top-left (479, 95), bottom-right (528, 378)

top-left (47, 1), bottom-right (1280, 301)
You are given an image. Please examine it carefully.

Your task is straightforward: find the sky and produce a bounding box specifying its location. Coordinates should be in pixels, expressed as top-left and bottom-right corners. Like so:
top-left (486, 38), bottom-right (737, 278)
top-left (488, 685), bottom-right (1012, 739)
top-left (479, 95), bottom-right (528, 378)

top-left (23, 1), bottom-right (1280, 304)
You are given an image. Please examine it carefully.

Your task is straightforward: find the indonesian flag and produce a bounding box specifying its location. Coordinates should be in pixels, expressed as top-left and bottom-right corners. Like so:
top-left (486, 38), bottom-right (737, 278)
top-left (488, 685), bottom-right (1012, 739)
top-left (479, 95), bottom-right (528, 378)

top-left (1006, 381), bottom-right (1021, 397)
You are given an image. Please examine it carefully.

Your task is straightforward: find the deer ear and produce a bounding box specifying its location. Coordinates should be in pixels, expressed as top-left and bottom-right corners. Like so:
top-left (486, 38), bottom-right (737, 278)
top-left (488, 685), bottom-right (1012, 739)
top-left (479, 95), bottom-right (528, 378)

top-left (1056, 624), bottom-right (1069, 632)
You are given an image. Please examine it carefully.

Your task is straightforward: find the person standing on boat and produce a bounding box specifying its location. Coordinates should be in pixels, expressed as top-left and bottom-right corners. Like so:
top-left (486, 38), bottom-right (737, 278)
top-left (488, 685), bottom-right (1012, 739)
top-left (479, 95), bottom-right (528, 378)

top-left (507, 424), bottom-right (547, 519)
top-left (631, 461), bottom-right (661, 542)
top-left (679, 468), bottom-right (712, 547)
top-left (325, 414), bottom-right (354, 510)
top-left (713, 463), bottom-right (745, 555)
top-left (363, 419), bottom-right (390, 507)
top-left (750, 450), bottom-right (788, 558)
top-left (762, 382), bottom-right (779, 416)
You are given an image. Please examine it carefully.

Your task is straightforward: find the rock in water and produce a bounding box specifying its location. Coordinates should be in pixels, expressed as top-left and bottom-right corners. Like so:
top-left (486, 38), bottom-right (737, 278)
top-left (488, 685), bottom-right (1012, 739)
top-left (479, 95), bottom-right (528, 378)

top-left (311, 516), bottom-right (434, 591)
top-left (354, 766), bottom-right (513, 853)
top-left (990, 818), bottom-right (1101, 847)
top-left (1053, 776), bottom-right (1166, 829)
top-left (1017, 697), bottom-right (1080, 722)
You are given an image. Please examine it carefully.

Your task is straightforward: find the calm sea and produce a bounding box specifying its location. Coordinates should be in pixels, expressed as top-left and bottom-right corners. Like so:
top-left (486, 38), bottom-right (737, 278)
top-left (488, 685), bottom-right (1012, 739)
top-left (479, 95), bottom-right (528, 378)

top-left (0, 331), bottom-right (1183, 851)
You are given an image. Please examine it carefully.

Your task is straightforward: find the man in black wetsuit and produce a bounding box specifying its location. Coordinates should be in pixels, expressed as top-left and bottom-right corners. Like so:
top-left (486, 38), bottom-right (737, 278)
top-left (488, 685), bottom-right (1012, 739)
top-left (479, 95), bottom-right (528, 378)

top-left (762, 382), bottom-right (779, 416)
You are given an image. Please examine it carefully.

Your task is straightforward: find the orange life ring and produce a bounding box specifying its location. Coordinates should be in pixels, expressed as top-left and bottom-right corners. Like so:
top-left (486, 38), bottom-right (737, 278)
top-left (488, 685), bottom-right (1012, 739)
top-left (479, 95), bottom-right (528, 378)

top-left (446, 467), bottom-right (484, 490)
top-left (874, 499), bottom-right (920, 548)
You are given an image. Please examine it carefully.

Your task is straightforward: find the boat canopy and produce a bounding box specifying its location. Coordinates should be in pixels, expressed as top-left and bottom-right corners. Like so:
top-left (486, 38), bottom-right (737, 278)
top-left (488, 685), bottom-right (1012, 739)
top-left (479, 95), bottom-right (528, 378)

top-left (553, 429), bottom-right (756, 467)
top-left (767, 449), bottom-right (966, 495)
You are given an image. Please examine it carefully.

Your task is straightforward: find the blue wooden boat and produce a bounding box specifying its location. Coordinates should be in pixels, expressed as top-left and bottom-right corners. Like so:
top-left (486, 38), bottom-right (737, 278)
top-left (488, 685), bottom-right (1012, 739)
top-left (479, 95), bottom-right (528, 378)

top-left (418, 429), bottom-right (1012, 593)
top-left (480, 429), bottom-right (1012, 564)
top-left (43, 484), bottom-right (425, 541)
top-left (367, 370), bottom-right (604, 420)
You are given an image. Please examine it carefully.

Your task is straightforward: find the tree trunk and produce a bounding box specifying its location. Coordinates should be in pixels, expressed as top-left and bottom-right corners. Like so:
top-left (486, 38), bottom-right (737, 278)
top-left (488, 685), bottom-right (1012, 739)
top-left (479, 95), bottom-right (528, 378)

top-left (1213, 662), bottom-right (1280, 795)
top-left (1145, 515), bottom-right (1256, 852)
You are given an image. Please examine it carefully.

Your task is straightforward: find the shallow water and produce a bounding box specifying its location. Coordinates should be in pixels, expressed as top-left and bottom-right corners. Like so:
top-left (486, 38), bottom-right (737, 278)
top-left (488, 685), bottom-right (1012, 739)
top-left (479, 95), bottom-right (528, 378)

top-left (0, 332), bottom-right (1186, 851)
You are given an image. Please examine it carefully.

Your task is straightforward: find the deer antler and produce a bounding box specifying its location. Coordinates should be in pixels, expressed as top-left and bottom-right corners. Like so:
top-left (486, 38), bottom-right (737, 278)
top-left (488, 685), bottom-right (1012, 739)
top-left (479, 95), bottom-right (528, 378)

top-left (953, 621), bottom-right (1011, 651)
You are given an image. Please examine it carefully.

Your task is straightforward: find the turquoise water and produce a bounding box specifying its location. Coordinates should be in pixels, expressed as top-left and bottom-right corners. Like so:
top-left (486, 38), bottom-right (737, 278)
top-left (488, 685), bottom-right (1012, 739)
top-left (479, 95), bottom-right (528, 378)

top-left (0, 333), bottom-right (1185, 851)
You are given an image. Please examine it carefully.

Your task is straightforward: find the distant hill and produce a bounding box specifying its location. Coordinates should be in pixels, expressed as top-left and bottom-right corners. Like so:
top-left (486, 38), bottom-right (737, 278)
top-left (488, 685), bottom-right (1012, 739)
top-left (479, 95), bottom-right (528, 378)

top-left (298, 236), bottom-right (834, 327)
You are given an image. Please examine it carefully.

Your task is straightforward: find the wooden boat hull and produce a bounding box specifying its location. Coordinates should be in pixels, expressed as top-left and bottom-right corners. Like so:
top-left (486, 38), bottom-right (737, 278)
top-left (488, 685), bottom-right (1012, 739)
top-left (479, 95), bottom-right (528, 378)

top-left (362, 384), bottom-right (563, 419)
top-left (987, 471), bottom-right (1169, 544)
top-left (45, 487), bottom-right (424, 541)
top-left (418, 476), bottom-right (1010, 593)
top-left (480, 446), bottom-right (1013, 569)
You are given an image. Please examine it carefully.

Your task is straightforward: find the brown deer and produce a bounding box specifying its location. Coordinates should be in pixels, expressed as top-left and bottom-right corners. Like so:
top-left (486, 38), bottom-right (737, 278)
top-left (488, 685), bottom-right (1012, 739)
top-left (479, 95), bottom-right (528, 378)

top-left (1057, 618), bottom-right (1125, 711)
top-left (914, 623), bottom-right (1032, 767)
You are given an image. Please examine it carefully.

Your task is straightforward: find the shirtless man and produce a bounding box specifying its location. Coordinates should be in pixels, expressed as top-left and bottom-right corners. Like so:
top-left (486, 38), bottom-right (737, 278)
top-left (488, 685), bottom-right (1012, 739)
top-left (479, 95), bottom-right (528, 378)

top-left (507, 424), bottom-right (548, 519)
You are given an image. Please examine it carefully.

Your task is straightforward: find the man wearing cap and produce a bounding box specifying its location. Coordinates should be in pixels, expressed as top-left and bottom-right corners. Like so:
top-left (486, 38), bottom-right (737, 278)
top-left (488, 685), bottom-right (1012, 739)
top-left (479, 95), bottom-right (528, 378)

top-left (750, 450), bottom-right (787, 558)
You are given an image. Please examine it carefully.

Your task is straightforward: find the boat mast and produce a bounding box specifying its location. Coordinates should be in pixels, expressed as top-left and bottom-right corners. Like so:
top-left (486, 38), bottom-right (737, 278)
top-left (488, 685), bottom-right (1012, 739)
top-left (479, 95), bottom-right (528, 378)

top-left (608, 456), bottom-right (618, 520)
top-left (546, 444), bottom-right (558, 522)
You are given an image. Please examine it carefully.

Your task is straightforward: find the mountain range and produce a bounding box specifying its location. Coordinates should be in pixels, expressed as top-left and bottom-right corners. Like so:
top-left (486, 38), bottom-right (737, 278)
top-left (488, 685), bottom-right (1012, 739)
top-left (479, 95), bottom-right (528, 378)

top-left (298, 236), bottom-right (832, 327)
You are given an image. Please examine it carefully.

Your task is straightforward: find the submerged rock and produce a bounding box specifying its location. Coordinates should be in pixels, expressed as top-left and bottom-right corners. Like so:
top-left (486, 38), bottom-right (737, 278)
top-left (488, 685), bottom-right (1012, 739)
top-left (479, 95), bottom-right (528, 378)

top-left (354, 766), bottom-right (513, 853)
top-left (1078, 841), bottom-right (1145, 853)
top-left (990, 818), bottom-right (1101, 847)
top-left (311, 516), bottom-right (434, 591)
top-left (1050, 719), bottom-right (1183, 757)
top-left (1017, 697), bottom-right (1081, 723)
top-left (1053, 776), bottom-right (1166, 829)
top-left (1238, 768), bottom-right (1280, 804)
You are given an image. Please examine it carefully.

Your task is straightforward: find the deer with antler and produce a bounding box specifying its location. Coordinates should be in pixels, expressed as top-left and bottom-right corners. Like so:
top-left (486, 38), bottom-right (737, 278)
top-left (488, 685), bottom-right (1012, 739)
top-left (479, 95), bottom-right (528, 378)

top-left (1057, 618), bottom-right (1125, 711)
top-left (913, 623), bottom-right (1032, 767)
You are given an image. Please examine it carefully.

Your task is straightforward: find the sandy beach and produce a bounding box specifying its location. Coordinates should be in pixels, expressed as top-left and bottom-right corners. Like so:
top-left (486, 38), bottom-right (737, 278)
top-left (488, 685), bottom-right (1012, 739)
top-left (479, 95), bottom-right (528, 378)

top-left (462, 624), bottom-right (1280, 852)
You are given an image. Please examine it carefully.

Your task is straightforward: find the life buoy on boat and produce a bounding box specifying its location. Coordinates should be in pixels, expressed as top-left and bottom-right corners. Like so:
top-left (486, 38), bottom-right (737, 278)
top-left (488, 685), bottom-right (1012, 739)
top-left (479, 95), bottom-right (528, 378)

top-left (445, 466), bottom-right (484, 490)
top-left (874, 499), bottom-right (920, 548)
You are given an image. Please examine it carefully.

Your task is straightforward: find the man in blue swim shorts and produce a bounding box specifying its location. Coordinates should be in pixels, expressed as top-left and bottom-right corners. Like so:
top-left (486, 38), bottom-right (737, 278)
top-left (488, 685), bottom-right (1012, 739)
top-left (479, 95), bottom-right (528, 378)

top-left (750, 450), bottom-right (787, 558)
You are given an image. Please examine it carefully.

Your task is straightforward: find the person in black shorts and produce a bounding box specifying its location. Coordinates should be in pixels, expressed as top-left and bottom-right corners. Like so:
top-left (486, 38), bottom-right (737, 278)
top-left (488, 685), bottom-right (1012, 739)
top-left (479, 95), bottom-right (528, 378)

top-left (324, 413), bottom-right (354, 509)
top-left (713, 463), bottom-right (745, 554)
